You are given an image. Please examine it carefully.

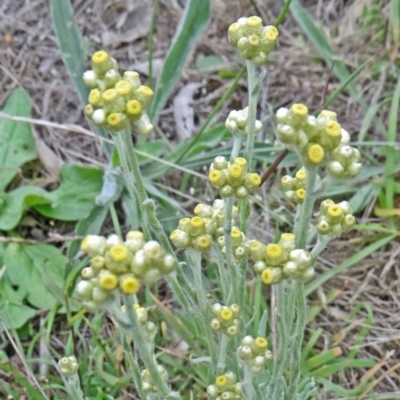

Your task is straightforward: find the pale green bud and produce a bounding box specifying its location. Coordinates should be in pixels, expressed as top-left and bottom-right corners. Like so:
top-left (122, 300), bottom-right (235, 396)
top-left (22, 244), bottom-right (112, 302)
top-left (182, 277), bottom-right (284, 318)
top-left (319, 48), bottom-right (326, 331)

top-left (220, 185), bottom-right (235, 198)
top-left (301, 267), bottom-right (315, 282)
top-left (132, 113), bottom-right (153, 136)
top-left (75, 280), bottom-right (94, 301)
top-left (104, 69), bottom-right (122, 88)
top-left (58, 356), bottom-right (79, 376)
top-left (253, 260), bottom-right (267, 274)
top-left (123, 71), bottom-right (141, 90)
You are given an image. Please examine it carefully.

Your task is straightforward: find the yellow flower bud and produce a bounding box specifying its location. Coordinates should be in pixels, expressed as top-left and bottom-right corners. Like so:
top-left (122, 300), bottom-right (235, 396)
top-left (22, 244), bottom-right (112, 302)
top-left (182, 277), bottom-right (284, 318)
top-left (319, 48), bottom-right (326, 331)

top-left (88, 89), bottom-right (102, 106)
top-left (120, 276), bottom-right (140, 294)
top-left (209, 170), bottom-right (226, 189)
top-left (215, 375), bottom-right (228, 389)
top-left (261, 268), bottom-right (274, 284)
top-left (290, 103), bottom-right (308, 117)
top-left (115, 80), bottom-right (133, 96)
top-left (109, 245), bottom-right (129, 262)
top-left (100, 273), bottom-right (118, 290)
top-left (220, 308), bottom-right (233, 321)
top-left (306, 143), bottom-right (325, 165)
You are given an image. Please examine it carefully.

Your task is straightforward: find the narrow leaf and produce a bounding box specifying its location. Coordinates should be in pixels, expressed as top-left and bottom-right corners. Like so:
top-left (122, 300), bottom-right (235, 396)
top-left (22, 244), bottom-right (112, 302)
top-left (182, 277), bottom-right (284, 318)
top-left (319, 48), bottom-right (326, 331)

top-left (149, 0), bottom-right (210, 121)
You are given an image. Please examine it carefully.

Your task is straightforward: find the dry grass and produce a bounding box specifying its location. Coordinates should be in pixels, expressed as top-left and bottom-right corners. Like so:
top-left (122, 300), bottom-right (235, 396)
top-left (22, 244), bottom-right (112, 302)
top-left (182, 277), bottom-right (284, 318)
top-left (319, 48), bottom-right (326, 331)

top-left (1, 0), bottom-right (399, 397)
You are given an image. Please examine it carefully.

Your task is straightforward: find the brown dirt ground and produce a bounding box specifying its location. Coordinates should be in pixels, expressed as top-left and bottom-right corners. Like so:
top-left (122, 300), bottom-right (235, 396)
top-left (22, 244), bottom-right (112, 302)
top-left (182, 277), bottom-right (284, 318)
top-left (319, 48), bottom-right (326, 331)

top-left (1, 0), bottom-right (399, 398)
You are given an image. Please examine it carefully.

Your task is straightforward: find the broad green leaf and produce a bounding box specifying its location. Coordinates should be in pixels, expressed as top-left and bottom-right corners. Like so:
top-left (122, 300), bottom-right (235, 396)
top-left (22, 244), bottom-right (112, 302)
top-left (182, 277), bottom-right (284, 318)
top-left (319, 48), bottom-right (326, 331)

top-left (149, 0), bottom-right (210, 121)
top-left (4, 243), bottom-right (67, 309)
top-left (0, 186), bottom-right (53, 231)
top-left (95, 169), bottom-right (123, 206)
top-left (0, 89), bottom-right (36, 191)
top-left (35, 165), bottom-right (103, 221)
top-left (0, 275), bottom-right (36, 330)
top-left (50, 0), bottom-right (111, 157)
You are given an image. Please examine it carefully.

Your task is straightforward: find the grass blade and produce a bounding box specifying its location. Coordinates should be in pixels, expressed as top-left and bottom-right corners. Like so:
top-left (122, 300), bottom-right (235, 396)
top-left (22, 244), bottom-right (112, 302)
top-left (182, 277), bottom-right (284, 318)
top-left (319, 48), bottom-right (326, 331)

top-left (50, 0), bottom-right (111, 157)
top-left (384, 76), bottom-right (400, 228)
top-left (149, 0), bottom-right (210, 121)
top-left (306, 235), bottom-right (395, 295)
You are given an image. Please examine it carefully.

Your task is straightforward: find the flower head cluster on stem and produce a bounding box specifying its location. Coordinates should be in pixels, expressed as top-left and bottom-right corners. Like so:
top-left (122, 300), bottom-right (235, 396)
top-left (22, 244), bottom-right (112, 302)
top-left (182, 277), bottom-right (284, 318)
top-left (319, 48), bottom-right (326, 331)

top-left (250, 233), bottom-right (314, 283)
top-left (237, 336), bottom-right (273, 374)
top-left (208, 156), bottom-right (261, 199)
top-left (76, 231), bottom-right (176, 310)
top-left (228, 16), bottom-right (279, 66)
top-left (207, 371), bottom-right (243, 399)
top-left (210, 303), bottom-right (241, 338)
top-left (276, 105), bottom-right (362, 176)
top-left (83, 50), bottom-right (153, 135)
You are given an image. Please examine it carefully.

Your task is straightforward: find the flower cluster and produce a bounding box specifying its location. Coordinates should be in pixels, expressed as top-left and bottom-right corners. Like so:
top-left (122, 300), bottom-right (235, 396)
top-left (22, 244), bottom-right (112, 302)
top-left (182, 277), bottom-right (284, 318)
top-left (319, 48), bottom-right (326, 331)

top-left (237, 336), bottom-right (273, 374)
top-left (170, 200), bottom-right (239, 252)
top-left (281, 166), bottom-right (307, 204)
top-left (228, 16), bottom-right (279, 66)
top-left (120, 304), bottom-right (157, 341)
top-left (250, 233), bottom-right (314, 283)
top-left (225, 107), bottom-right (263, 136)
top-left (207, 371), bottom-right (243, 399)
top-left (328, 144), bottom-right (362, 178)
top-left (76, 231), bottom-right (176, 311)
top-left (276, 105), bottom-right (362, 176)
top-left (141, 366), bottom-right (168, 393)
top-left (210, 303), bottom-right (240, 338)
top-left (58, 356), bottom-right (79, 377)
top-left (208, 156), bottom-right (261, 199)
top-left (216, 227), bottom-right (249, 262)
top-left (83, 50), bottom-right (153, 135)
top-left (317, 199), bottom-right (356, 236)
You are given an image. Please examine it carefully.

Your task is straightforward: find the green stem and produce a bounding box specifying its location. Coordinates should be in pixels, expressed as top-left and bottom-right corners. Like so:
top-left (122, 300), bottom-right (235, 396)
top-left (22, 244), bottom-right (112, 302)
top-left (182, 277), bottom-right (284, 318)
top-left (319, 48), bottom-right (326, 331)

top-left (243, 60), bottom-right (257, 166)
top-left (243, 368), bottom-right (255, 400)
top-left (114, 128), bottom-right (151, 241)
top-left (268, 282), bottom-right (289, 399)
top-left (231, 134), bottom-right (243, 160)
top-left (216, 333), bottom-right (229, 374)
top-left (109, 203), bottom-right (122, 239)
top-left (67, 374), bottom-right (86, 400)
top-left (310, 235), bottom-right (331, 258)
top-left (223, 195), bottom-right (241, 307)
top-left (123, 295), bottom-right (181, 399)
top-left (215, 245), bottom-right (229, 301)
top-left (186, 248), bottom-right (217, 365)
top-left (147, 0), bottom-right (159, 89)
top-left (114, 127), bottom-right (194, 318)
top-left (120, 330), bottom-right (148, 400)
top-left (286, 167), bottom-right (318, 399)
top-left (294, 167), bottom-right (317, 248)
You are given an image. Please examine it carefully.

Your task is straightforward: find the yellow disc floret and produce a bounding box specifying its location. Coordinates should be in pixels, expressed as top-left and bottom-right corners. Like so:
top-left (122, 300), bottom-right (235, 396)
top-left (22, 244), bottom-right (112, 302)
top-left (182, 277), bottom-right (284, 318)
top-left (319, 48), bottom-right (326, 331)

top-left (215, 375), bottom-right (228, 388)
top-left (190, 216), bottom-right (204, 228)
top-left (328, 205), bottom-right (343, 218)
top-left (115, 80), bottom-right (133, 96)
top-left (265, 26), bottom-right (279, 40)
top-left (209, 170), bottom-right (222, 183)
top-left (231, 228), bottom-right (241, 239)
top-left (100, 273), bottom-right (118, 290)
top-left (248, 173), bottom-right (261, 186)
top-left (107, 113), bottom-right (121, 126)
top-left (265, 244), bottom-right (282, 259)
top-left (229, 164), bottom-right (243, 179)
top-left (255, 337), bottom-right (268, 348)
top-left (138, 85), bottom-right (154, 97)
top-left (246, 16), bottom-right (262, 28)
top-left (196, 236), bottom-right (211, 250)
top-left (220, 309), bottom-right (233, 321)
top-left (92, 50), bottom-right (109, 65)
top-left (88, 89), bottom-right (102, 106)
top-left (307, 144), bottom-right (325, 164)
top-left (109, 245), bottom-right (129, 262)
top-left (296, 188), bottom-right (306, 200)
top-left (102, 89), bottom-right (118, 102)
top-left (295, 168), bottom-right (306, 180)
top-left (290, 103), bottom-right (308, 117)
top-left (325, 121), bottom-right (341, 137)
top-left (281, 233), bottom-right (295, 240)
top-left (126, 100), bottom-right (142, 116)
top-left (249, 35), bottom-right (260, 46)
top-left (234, 157), bottom-right (247, 168)
top-left (261, 268), bottom-right (273, 284)
top-left (121, 277), bottom-right (140, 294)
